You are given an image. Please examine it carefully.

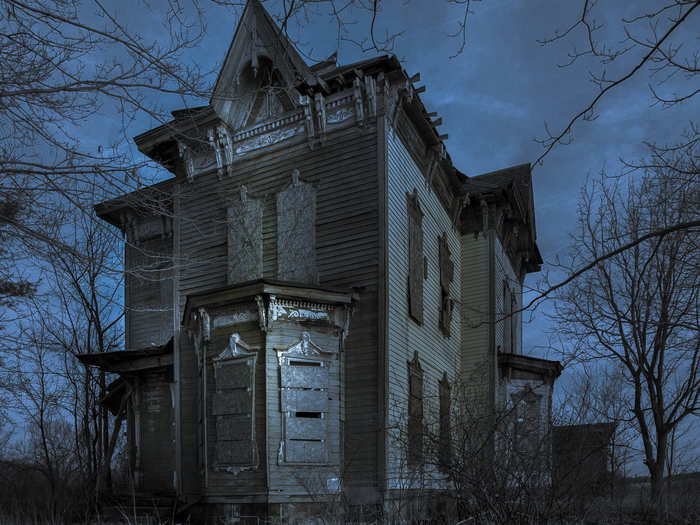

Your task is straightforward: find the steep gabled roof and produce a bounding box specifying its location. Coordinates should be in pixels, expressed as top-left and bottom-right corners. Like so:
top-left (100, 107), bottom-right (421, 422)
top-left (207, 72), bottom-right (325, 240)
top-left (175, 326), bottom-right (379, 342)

top-left (210, 0), bottom-right (318, 125)
top-left (467, 163), bottom-right (536, 239)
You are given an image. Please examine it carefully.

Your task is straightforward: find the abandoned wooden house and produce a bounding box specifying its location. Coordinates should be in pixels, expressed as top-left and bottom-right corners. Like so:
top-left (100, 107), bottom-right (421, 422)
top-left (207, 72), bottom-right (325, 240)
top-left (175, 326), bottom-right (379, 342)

top-left (79, 0), bottom-right (562, 521)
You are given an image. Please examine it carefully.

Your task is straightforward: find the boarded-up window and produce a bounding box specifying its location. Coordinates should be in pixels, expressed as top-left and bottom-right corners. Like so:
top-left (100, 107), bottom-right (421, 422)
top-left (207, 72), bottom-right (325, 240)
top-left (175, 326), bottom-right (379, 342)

top-left (227, 187), bottom-right (263, 284)
top-left (438, 372), bottom-right (452, 472)
top-left (406, 190), bottom-right (424, 324)
top-left (213, 354), bottom-right (256, 468)
top-left (277, 170), bottom-right (317, 284)
top-left (280, 355), bottom-right (329, 464)
top-left (407, 351), bottom-right (424, 467)
top-left (438, 233), bottom-right (454, 337)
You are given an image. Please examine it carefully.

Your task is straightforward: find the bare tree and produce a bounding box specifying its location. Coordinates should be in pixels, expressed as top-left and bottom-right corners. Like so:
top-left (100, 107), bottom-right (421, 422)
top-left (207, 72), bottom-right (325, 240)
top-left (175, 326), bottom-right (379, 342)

top-left (552, 153), bottom-right (700, 508)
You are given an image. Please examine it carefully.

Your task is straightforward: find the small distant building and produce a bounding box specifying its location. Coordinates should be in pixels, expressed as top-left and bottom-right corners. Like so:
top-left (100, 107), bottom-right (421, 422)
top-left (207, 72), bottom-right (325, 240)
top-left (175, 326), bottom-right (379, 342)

top-left (553, 423), bottom-right (617, 498)
top-left (79, 0), bottom-right (562, 522)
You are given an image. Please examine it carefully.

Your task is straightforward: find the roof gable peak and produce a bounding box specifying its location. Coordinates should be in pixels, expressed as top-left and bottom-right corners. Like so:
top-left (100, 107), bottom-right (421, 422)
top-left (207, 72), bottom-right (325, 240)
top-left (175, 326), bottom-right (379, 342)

top-left (211, 0), bottom-right (317, 130)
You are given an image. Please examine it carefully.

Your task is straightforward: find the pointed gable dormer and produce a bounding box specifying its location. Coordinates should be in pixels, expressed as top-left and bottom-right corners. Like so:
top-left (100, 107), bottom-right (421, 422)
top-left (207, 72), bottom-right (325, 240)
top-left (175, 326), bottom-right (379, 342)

top-left (211, 0), bottom-right (318, 130)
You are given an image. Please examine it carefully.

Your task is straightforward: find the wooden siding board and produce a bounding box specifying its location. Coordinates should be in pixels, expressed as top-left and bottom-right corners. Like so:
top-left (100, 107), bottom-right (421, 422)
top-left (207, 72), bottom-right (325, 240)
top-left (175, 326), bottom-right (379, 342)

top-left (459, 233), bottom-right (492, 416)
top-left (385, 124), bottom-right (461, 489)
top-left (172, 122), bottom-right (379, 502)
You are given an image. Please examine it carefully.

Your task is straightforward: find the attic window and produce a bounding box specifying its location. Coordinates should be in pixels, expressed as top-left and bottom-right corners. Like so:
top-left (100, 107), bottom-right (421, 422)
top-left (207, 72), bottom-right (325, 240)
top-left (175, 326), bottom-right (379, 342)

top-left (240, 58), bottom-right (294, 127)
top-left (406, 189), bottom-right (424, 324)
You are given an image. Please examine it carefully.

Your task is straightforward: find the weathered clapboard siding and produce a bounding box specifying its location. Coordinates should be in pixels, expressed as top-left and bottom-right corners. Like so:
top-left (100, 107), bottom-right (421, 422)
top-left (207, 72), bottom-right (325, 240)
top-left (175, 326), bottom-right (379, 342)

top-left (459, 233), bottom-right (492, 414)
top-left (172, 119), bottom-right (380, 502)
top-left (385, 122), bottom-right (461, 489)
top-left (493, 235), bottom-right (522, 355)
top-left (138, 368), bottom-right (175, 492)
top-left (126, 236), bottom-right (173, 350)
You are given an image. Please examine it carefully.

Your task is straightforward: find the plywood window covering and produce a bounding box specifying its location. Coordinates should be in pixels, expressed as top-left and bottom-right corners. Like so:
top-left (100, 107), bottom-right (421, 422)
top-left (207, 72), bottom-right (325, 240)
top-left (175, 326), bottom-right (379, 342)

top-left (213, 353), bottom-right (256, 469)
top-left (407, 351), bottom-right (424, 467)
top-left (406, 189), bottom-right (424, 324)
top-left (438, 372), bottom-right (452, 472)
top-left (279, 340), bottom-right (330, 464)
top-left (438, 232), bottom-right (455, 337)
top-left (277, 170), bottom-right (317, 284)
top-left (226, 187), bottom-right (263, 284)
